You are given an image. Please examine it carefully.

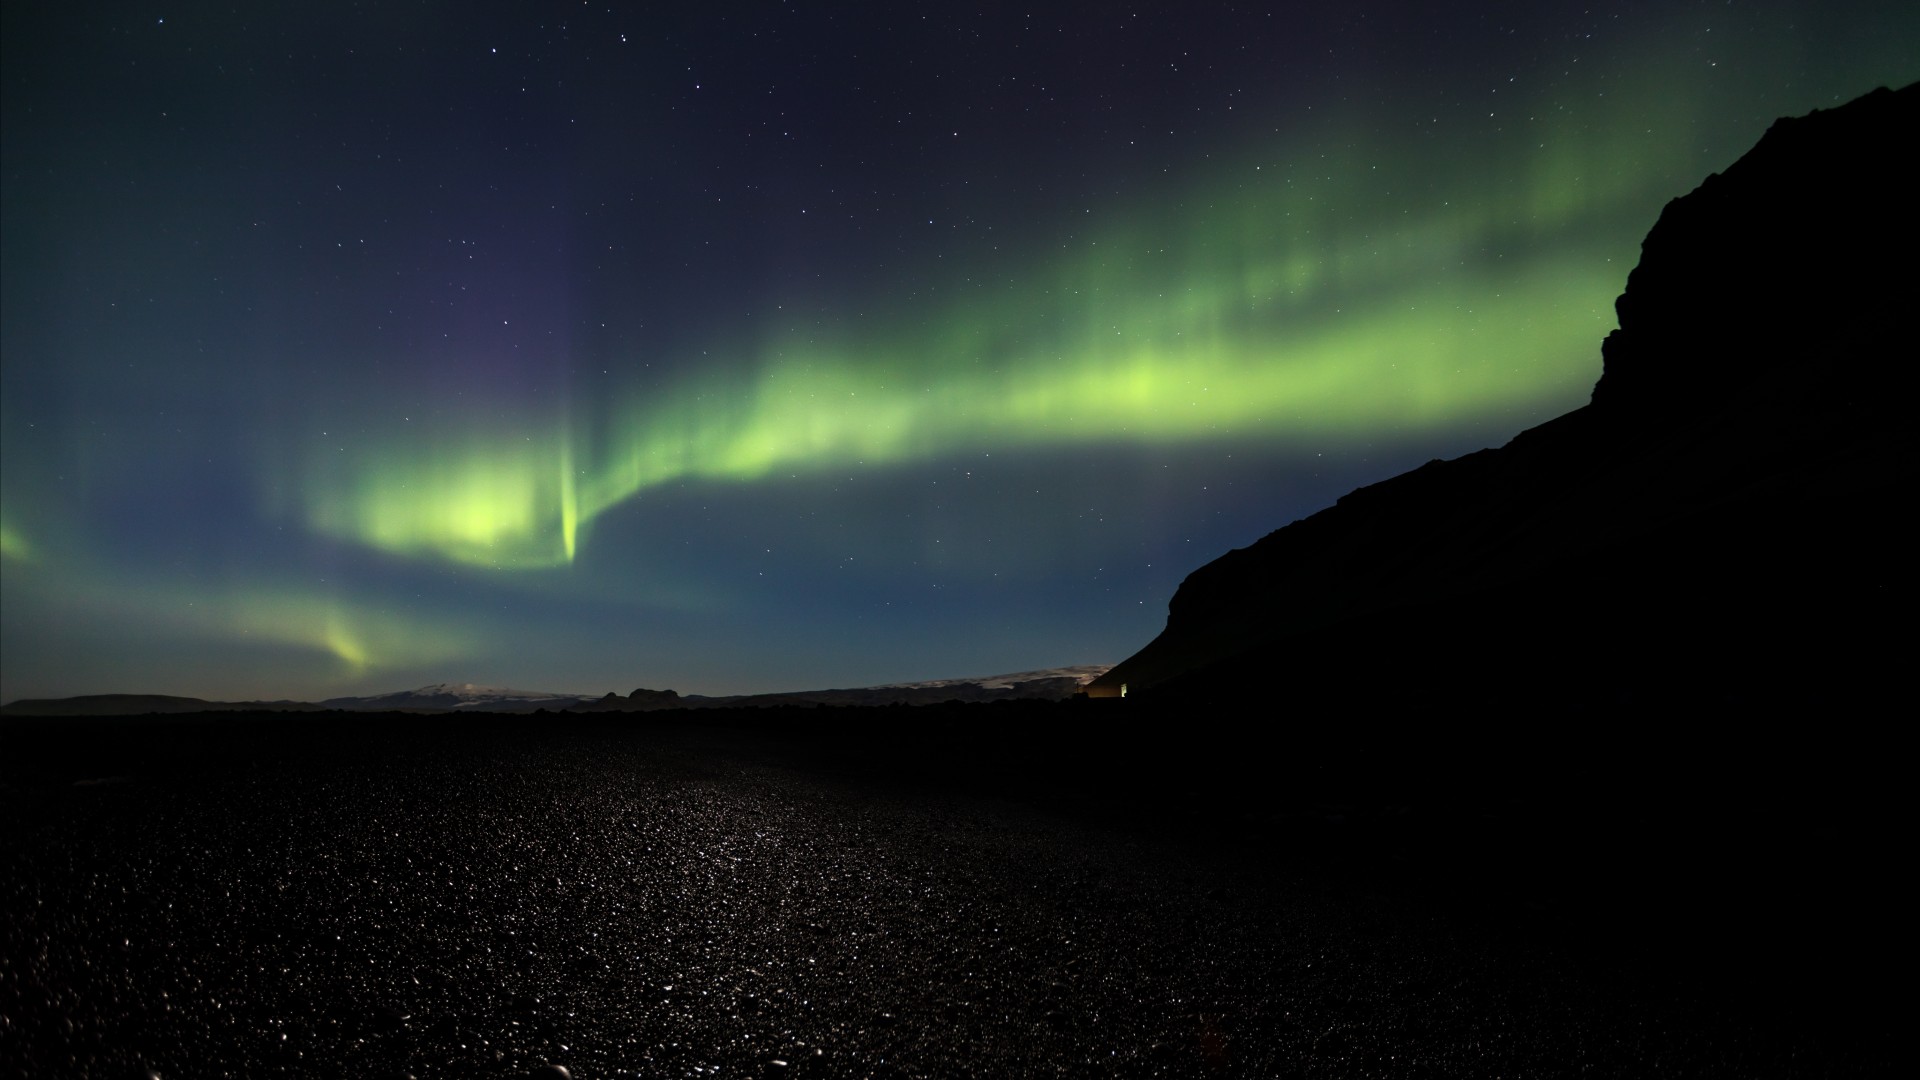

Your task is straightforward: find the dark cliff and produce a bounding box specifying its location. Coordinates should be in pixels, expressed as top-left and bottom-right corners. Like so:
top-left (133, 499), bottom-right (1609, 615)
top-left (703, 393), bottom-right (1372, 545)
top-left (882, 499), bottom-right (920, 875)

top-left (1089, 83), bottom-right (1917, 708)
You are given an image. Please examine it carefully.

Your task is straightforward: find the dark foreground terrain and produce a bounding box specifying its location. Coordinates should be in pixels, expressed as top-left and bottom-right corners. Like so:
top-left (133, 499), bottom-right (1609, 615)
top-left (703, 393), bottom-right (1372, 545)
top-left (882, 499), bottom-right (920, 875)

top-left (1, 705), bottom-right (1900, 1078)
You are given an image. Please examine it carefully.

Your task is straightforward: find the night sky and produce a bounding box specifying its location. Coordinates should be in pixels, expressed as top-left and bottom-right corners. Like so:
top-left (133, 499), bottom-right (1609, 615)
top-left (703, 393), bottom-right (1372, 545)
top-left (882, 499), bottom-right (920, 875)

top-left (3, 2), bottom-right (1913, 703)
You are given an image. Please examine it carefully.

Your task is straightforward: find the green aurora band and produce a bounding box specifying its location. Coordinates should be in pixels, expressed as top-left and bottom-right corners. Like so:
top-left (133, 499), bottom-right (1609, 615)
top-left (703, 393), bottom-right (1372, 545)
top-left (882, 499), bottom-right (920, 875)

top-left (300, 111), bottom-right (1657, 569)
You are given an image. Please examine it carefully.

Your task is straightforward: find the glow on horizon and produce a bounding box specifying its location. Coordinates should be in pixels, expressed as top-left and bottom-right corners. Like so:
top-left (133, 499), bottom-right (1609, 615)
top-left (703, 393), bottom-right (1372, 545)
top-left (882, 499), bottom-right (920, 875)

top-left (0, 521), bottom-right (31, 564)
top-left (7, 566), bottom-right (484, 683)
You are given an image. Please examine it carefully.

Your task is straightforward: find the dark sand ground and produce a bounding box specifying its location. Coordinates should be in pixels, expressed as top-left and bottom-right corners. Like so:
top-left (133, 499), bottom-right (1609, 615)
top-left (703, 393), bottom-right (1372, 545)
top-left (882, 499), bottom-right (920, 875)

top-left (0, 705), bottom-right (1900, 1078)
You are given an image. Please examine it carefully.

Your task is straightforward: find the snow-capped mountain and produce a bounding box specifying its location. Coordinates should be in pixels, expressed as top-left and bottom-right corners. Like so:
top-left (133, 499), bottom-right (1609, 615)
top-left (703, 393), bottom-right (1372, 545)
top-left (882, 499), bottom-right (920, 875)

top-left (870, 666), bottom-right (1112, 691)
top-left (319, 683), bottom-right (598, 712)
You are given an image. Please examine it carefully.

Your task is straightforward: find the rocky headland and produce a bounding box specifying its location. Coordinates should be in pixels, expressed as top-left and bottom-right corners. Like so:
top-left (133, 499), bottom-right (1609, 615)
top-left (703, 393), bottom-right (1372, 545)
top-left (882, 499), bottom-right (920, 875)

top-left (1090, 84), bottom-right (1917, 708)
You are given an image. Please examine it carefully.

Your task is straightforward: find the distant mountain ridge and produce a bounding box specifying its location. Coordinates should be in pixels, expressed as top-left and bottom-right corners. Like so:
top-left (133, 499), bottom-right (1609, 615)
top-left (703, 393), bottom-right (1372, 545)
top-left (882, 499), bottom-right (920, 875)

top-left (1087, 83), bottom-right (1918, 708)
top-left (2, 667), bottom-right (1112, 716)
top-left (569, 665), bottom-right (1113, 712)
top-left (318, 683), bottom-right (598, 712)
top-left (0, 694), bottom-right (328, 718)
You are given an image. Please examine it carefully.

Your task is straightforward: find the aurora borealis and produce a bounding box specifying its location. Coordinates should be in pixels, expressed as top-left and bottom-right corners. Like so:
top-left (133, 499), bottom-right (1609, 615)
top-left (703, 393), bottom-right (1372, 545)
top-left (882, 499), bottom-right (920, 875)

top-left (4, 3), bottom-right (1914, 703)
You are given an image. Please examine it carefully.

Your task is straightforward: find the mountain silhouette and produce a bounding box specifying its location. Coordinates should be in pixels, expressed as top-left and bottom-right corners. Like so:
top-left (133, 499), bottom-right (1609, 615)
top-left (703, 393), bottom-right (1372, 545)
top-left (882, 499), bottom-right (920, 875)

top-left (1088, 83), bottom-right (1917, 708)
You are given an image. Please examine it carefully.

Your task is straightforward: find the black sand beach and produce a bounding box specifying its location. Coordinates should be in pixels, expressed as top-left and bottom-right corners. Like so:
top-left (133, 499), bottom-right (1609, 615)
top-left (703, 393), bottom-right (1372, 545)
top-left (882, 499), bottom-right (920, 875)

top-left (0, 706), bottom-right (1898, 1078)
